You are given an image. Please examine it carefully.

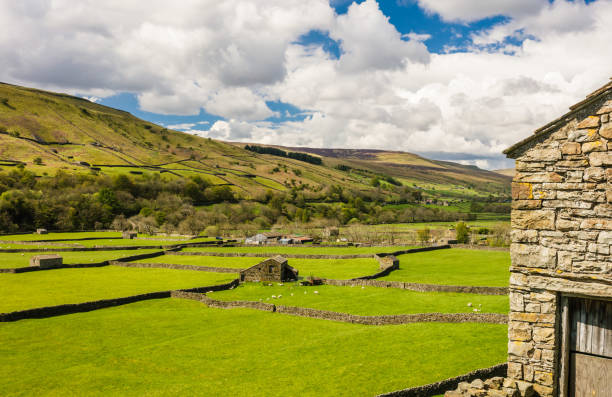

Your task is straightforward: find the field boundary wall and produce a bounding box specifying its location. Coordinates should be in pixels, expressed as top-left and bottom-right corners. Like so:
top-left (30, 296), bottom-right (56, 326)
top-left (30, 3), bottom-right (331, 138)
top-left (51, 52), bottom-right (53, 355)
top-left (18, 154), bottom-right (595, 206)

top-left (377, 363), bottom-right (508, 396)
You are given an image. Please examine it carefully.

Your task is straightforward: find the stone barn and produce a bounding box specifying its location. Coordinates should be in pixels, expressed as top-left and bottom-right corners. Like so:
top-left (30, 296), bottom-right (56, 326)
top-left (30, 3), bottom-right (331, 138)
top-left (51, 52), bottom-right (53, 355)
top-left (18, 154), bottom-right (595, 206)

top-left (502, 79), bottom-right (612, 396)
top-left (239, 256), bottom-right (298, 282)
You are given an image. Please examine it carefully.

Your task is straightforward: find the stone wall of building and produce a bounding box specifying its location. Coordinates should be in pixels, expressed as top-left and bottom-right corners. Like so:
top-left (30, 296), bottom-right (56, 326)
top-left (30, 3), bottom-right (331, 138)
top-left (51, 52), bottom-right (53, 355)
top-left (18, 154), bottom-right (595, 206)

top-left (506, 92), bottom-right (612, 396)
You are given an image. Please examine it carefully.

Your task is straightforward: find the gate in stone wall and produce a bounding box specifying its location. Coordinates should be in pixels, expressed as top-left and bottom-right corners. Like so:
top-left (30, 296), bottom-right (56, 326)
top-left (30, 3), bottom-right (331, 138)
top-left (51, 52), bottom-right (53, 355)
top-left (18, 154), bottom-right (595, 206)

top-left (561, 297), bottom-right (612, 397)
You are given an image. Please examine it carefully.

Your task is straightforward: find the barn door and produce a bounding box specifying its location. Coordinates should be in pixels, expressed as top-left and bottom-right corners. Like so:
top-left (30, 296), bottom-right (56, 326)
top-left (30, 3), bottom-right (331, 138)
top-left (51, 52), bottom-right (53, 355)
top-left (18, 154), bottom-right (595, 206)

top-left (567, 298), bottom-right (612, 397)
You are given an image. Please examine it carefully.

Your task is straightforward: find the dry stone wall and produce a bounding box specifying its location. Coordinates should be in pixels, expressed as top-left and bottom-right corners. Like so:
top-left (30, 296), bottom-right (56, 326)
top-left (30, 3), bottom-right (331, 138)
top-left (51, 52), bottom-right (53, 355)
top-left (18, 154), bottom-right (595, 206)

top-left (323, 278), bottom-right (508, 295)
top-left (505, 90), bottom-right (612, 396)
top-left (378, 364), bottom-right (508, 397)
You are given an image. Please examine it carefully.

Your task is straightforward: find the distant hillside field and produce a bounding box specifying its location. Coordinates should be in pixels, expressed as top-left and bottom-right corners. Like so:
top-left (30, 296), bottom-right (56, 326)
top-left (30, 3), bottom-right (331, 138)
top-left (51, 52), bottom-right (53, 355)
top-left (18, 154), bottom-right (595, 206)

top-left (0, 82), bottom-right (510, 200)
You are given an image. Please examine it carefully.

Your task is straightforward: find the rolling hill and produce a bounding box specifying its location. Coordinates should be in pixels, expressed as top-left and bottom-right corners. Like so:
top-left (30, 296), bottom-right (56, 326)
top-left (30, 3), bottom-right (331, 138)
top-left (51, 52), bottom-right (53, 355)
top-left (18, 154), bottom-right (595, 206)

top-left (0, 82), bottom-right (510, 201)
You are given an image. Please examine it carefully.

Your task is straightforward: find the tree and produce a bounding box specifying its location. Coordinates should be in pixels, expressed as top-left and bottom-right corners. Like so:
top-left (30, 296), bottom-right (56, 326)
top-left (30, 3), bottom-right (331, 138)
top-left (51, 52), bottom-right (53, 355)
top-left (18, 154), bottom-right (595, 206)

top-left (456, 221), bottom-right (469, 244)
top-left (417, 228), bottom-right (430, 245)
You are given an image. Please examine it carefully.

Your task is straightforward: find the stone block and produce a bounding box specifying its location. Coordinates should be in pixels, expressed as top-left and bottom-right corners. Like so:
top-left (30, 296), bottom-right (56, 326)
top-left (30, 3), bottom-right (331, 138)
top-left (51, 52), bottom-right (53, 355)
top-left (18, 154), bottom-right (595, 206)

top-left (509, 312), bottom-right (555, 323)
top-left (514, 172), bottom-right (563, 183)
top-left (576, 115), bottom-right (600, 129)
top-left (522, 148), bottom-right (561, 161)
top-left (533, 370), bottom-right (553, 386)
top-left (582, 140), bottom-right (607, 153)
top-left (512, 200), bottom-right (542, 210)
top-left (572, 260), bottom-right (608, 273)
top-left (589, 152), bottom-right (612, 166)
top-left (583, 167), bottom-right (606, 182)
top-left (509, 291), bottom-right (525, 311)
top-left (556, 159), bottom-right (590, 168)
top-left (511, 244), bottom-right (556, 268)
top-left (560, 142), bottom-right (581, 155)
top-left (485, 377), bottom-right (505, 391)
top-left (600, 122), bottom-right (612, 139)
top-left (508, 341), bottom-right (534, 358)
top-left (30, 254), bottom-right (62, 268)
top-left (511, 230), bottom-right (538, 243)
top-left (580, 218), bottom-right (612, 230)
top-left (512, 183), bottom-right (532, 200)
top-left (509, 322), bottom-right (531, 341)
top-left (511, 210), bottom-right (555, 230)
top-left (523, 365), bottom-right (534, 382)
top-left (597, 231), bottom-right (612, 244)
top-left (516, 161), bottom-right (546, 171)
top-left (532, 327), bottom-right (554, 344)
top-left (568, 128), bottom-right (598, 142)
top-left (532, 384), bottom-right (553, 397)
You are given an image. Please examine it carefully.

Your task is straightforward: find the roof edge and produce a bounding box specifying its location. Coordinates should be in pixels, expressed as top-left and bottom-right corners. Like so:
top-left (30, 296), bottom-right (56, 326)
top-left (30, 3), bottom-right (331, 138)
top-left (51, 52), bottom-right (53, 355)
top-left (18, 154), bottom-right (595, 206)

top-left (504, 78), bottom-right (612, 158)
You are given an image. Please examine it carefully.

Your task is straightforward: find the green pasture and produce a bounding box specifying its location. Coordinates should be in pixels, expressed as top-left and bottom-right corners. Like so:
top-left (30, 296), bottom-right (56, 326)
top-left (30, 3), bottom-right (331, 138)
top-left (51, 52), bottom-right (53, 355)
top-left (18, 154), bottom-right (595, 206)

top-left (183, 245), bottom-right (419, 255)
top-left (0, 266), bottom-right (237, 312)
top-left (210, 283), bottom-right (509, 315)
top-left (0, 231), bottom-right (122, 241)
top-left (289, 258), bottom-right (380, 279)
top-left (381, 248), bottom-right (510, 287)
top-left (132, 254), bottom-right (261, 269)
top-left (0, 299), bottom-right (507, 396)
top-left (0, 249), bottom-right (161, 269)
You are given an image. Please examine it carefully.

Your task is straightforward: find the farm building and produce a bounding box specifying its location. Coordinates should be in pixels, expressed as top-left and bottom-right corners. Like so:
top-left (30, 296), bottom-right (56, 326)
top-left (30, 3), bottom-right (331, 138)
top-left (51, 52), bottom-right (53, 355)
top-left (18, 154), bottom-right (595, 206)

top-left (501, 79), bottom-right (612, 396)
top-left (244, 233), bottom-right (269, 245)
top-left (239, 256), bottom-right (298, 282)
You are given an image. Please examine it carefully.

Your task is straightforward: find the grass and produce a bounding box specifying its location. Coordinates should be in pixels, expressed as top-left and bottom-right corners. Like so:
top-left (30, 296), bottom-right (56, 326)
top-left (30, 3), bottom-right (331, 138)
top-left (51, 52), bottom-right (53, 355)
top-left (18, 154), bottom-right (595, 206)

top-left (132, 254), bottom-right (261, 269)
top-left (289, 258), bottom-right (380, 279)
top-left (0, 249), bottom-right (161, 269)
top-left (133, 255), bottom-right (379, 279)
top-left (183, 245), bottom-right (419, 255)
top-left (380, 248), bottom-right (510, 287)
top-left (0, 231), bottom-right (122, 241)
top-left (0, 266), bottom-right (237, 312)
top-left (0, 299), bottom-right (507, 396)
top-left (209, 282), bottom-right (509, 315)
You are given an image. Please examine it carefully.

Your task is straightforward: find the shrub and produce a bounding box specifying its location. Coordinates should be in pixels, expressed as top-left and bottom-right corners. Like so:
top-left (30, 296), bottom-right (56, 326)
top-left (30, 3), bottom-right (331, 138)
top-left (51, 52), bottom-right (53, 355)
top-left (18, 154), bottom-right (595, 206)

top-left (456, 222), bottom-right (469, 244)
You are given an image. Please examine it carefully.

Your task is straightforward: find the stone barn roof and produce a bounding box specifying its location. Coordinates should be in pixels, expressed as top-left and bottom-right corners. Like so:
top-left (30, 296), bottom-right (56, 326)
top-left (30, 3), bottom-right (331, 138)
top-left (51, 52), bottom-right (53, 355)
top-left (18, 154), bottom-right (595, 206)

top-left (504, 78), bottom-right (612, 158)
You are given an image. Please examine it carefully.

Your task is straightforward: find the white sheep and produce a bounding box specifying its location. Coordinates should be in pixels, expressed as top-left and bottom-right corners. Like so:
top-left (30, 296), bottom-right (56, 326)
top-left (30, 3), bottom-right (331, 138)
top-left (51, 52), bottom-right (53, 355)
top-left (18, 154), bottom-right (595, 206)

top-left (314, 291), bottom-right (319, 294)
top-left (467, 302), bottom-right (472, 307)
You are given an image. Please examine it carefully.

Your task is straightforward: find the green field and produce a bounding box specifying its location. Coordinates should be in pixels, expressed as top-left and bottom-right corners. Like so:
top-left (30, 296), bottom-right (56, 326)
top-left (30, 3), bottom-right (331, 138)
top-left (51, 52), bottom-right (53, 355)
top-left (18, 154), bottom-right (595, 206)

top-left (0, 266), bottom-right (237, 312)
top-left (132, 254), bottom-right (261, 269)
top-left (288, 258), bottom-right (380, 279)
top-left (0, 231), bottom-right (123, 241)
top-left (183, 245), bottom-right (419, 255)
top-left (210, 283), bottom-right (509, 315)
top-left (0, 249), bottom-right (161, 269)
top-left (0, 299), bottom-right (507, 396)
top-left (380, 249), bottom-right (510, 287)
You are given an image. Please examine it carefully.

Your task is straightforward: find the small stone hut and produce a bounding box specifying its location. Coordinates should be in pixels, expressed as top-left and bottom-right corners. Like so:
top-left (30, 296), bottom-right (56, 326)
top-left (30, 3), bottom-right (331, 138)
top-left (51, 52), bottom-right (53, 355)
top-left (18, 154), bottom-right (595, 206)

top-left (239, 256), bottom-right (298, 282)
top-left (30, 254), bottom-right (62, 268)
top-left (502, 79), bottom-right (612, 396)
top-left (122, 231), bottom-right (137, 239)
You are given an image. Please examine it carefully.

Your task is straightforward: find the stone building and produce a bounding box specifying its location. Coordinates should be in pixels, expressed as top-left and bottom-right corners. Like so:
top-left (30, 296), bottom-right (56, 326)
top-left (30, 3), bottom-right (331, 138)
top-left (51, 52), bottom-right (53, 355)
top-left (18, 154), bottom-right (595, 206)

top-left (30, 254), bottom-right (62, 268)
top-left (239, 256), bottom-right (298, 282)
top-left (501, 79), bottom-right (612, 396)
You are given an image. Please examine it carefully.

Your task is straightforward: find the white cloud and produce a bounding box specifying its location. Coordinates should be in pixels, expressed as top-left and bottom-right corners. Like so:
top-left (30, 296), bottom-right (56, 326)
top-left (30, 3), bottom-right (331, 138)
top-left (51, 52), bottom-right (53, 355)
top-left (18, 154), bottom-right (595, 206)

top-left (414, 0), bottom-right (549, 23)
top-left (331, 0), bottom-right (430, 72)
top-left (1, 0), bottom-right (611, 169)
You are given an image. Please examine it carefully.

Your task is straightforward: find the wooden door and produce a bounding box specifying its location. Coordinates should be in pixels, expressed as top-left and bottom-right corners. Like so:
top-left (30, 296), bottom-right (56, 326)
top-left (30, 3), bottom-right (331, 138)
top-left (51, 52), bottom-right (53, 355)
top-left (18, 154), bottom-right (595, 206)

top-left (568, 298), bottom-right (612, 397)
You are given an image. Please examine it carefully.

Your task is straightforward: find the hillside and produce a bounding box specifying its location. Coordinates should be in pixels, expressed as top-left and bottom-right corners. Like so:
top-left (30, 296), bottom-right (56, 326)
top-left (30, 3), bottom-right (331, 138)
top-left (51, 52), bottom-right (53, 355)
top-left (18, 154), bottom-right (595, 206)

top-left (0, 82), bottom-right (510, 201)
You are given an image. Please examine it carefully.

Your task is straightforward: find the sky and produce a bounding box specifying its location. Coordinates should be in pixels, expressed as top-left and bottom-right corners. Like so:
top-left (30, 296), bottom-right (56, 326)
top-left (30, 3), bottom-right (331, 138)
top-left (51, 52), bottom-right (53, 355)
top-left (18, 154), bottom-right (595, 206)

top-left (1, 0), bottom-right (610, 170)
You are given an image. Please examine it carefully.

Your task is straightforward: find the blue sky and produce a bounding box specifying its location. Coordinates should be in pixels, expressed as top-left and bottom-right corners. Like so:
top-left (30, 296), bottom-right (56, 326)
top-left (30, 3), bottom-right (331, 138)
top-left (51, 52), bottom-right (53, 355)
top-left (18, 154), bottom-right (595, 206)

top-left (2, 0), bottom-right (610, 169)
